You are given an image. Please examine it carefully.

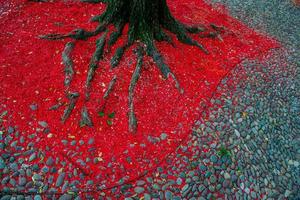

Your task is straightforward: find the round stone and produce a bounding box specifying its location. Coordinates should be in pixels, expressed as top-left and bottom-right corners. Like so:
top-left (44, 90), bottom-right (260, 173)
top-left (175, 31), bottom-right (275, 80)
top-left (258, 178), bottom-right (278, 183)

top-left (176, 177), bottom-right (183, 185)
top-left (210, 175), bottom-right (217, 184)
top-left (210, 155), bottom-right (218, 163)
top-left (134, 186), bottom-right (144, 194)
top-left (199, 165), bottom-right (207, 171)
top-left (34, 195), bottom-right (42, 200)
top-left (224, 172), bottom-right (231, 179)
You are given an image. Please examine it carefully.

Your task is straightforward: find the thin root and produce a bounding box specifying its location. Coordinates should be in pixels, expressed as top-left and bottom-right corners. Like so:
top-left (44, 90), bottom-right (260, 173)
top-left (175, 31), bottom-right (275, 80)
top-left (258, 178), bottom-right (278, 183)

top-left (61, 92), bottom-right (79, 123)
top-left (103, 75), bottom-right (117, 99)
top-left (80, 106), bottom-right (93, 127)
top-left (62, 42), bottom-right (75, 86)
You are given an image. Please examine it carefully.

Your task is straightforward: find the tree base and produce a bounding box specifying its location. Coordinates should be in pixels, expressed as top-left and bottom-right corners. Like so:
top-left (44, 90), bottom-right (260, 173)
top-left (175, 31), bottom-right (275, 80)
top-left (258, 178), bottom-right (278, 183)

top-left (40, 0), bottom-right (224, 133)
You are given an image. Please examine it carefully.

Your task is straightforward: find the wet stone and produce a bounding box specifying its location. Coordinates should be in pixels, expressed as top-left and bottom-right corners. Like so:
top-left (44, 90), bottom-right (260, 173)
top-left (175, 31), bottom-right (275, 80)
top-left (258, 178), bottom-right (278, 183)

top-left (18, 177), bottom-right (26, 186)
top-left (26, 169), bottom-right (32, 177)
top-left (250, 191), bottom-right (257, 198)
top-left (152, 183), bottom-right (160, 190)
top-left (199, 164), bottom-right (207, 171)
top-left (16, 195), bottom-right (25, 200)
top-left (144, 193), bottom-right (151, 200)
top-left (30, 104), bottom-right (38, 111)
top-left (58, 194), bottom-right (73, 200)
top-left (1, 176), bottom-right (9, 185)
top-left (210, 155), bottom-right (218, 163)
top-left (136, 180), bottom-right (146, 186)
top-left (32, 164), bottom-right (39, 171)
top-left (8, 126), bottom-right (14, 134)
top-left (181, 184), bottom-right (191, 197)
top-left (165, 190), bottom-right (173, 200)
top-left (41, 166), bottom-right (49, 173)
top-left (38, 121), bottom-right (48, 128)
top-left (205, 171), bottom-right (212, 178)
top-left (224, 172), bottom-right (231, 179)
top-left (49, 188), bottom-right (57, 194)
top-left (88, 138), bottom-right (94, 145)
top-left (9, 162), bottom-right (18, 171)
top-left (34, 195), bottom-right (42, 200)
top-left (28, 188), bottom-right (38, 193)
top-left (134, 186), bottom-right (144, 194)
top-left (32, 174), bottom-right (42, 181)
top-left (86, 180), bottom-right (93, 185)
top-left (62, 181), bottom-right (69, 193)
top-left (0, 157), bottom-right (5, 169)
top-left (56, 172), bottom-right (65, 187)
top-left (160, 133), bottom-right (168, 140)
top-left (210, 175), bottom-right (217, 184)
top-left (0, 195), bottom-right (12, 200)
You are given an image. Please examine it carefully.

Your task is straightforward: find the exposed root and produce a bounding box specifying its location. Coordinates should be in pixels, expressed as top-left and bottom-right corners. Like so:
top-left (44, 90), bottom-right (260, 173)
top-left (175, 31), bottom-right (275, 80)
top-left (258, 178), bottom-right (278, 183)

top-left (49, 102), bottom-right (63, 111)
top-left (85, 31), bottom-right (108, 100)
top-left (199, 24), bottom-right (225, 41)
top-left (128, 46), bottom-right (143, 133)
top-left (62, 42), bottom-right (75, 86)
top-left (80, 106), bottom-right (93, 127)
top-left (108, 20), bottom-right (126, 47)
top-left (61, 92), bottom-right (79, 123)
top-left (184, 25), bottom-right (207, 33)
top-left (169, 72), bottom-right (184, 94)
top-left (110, 44), bottom-right (128, 68)
top-left (39, 25), bottom-right (106, 41)
top-left (99, 75), bottom-right (117, 113)
top-left (103, 75), bottom-right (117, 99)
top-left (40, 0), bottom-right (224, 131)
top-left (146, 42), bottom-right (183, 93)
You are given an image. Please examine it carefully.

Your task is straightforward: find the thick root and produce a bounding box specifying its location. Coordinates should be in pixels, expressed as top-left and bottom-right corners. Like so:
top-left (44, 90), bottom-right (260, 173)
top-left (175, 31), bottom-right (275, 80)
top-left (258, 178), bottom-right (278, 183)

top-left (128, 46), bottom-right (143, 133)
top-left (85, 31), bottom-right (108, 100)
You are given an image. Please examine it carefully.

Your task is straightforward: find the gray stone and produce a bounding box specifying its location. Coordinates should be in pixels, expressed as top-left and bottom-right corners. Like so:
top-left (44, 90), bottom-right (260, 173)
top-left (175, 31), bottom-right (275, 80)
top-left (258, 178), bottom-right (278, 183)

top-left (30, 104), bottom-right (38, 111)
top-left (56, 172), bottom-right (65, 187)
top-left (210, 175), bottom-right (217, 184)
top-left (58, 194), bottom-right (73, 200)
top-left (34, 195), bottom-right (42, 200)
top-left (38, 121), bottom-right (48, 128)
top-left (134, 186), bottom-right (144, 194)
top-left (0, 157), bottom-right (5, 169)
top-left (18, 177), bottom-right (26, 186)
top-left (32, 174), bottom-right (42, 181)
top-left (210, 155), bottom-right (218, 163)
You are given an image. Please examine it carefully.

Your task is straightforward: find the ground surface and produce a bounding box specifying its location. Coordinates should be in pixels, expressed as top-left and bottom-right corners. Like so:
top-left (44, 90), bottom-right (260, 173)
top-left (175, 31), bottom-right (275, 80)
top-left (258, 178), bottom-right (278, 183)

top-left (0, 0), bottom-right (299, 199)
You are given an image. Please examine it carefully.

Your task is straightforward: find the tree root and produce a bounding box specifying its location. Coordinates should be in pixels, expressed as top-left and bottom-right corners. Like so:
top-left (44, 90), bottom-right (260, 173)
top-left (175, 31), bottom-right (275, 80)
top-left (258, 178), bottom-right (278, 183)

top-left (85, 31), bottom-right (108, 100)
top-left (111, 44), bottom-right (128, 68)
top-left (103, 75), bottom-right (117, 99)
top-left (61, 92), bottom-right (79, 123)
top-left (62, 42), bottom-right (75, 86)
top-left (80, 106), bottom-right (93, 127)
top-left (39, 25), bottom-right (106, 41)
top-left (128, 46), bottom-right (143, 133)
top-left (49, 102), bottom-right (63, 111)
top-left (40, 0), bottom-right (223, 132)
top-left (146, 42), bottom-right (183, 93)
